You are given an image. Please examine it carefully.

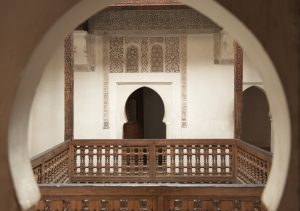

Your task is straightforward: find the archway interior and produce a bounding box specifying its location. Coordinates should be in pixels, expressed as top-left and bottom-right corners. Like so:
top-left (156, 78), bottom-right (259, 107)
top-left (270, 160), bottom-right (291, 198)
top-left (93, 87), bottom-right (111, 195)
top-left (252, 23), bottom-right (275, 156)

top-left (123, 87), bottom-right (166, 139)
top-left (241, 86), bottom-right (271, 151)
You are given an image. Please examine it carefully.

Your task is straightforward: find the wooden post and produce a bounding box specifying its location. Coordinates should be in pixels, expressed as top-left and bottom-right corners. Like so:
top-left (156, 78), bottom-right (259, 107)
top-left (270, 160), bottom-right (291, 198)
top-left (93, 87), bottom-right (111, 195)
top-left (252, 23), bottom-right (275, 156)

top-left (64, 34), bottom-right (74, 141)
top-left (234, 41), bottom-right (243, 139)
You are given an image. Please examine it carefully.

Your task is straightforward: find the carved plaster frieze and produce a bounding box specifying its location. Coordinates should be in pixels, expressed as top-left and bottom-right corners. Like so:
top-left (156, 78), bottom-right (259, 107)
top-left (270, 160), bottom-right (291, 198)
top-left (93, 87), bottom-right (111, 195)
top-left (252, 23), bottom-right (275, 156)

top-left (89, 9), bottom-right (221, 35)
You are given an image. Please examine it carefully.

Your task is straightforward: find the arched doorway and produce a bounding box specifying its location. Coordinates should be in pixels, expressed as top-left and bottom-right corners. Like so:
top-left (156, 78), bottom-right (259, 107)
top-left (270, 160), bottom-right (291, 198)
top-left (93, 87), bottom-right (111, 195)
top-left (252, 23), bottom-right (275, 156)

top-left (123, 87), bottom-right (166, 139)
top-left (241, 86), bottom-right (271, 151)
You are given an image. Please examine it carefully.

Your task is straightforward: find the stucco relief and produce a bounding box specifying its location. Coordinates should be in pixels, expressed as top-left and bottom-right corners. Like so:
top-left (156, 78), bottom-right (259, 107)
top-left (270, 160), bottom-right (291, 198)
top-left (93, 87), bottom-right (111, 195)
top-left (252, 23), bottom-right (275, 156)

top-left (126, 45), bottom-right (139, 73)
top-left (103, 35), bottom-right (187, 128)
top-left (151, 44), bottom-right (164, 72)
top-left (90, 8), bottom-right (221, 130)
top-left (107, 36), bottom-right (182, 73)
top-left (141, 38), bottom-right (149, 73)
top-left (109, 37), bottom-right (124, 73)
top-left (89, 9), bottom-right (221, 35)
top-left (165, 37), bottom-right (180, 73)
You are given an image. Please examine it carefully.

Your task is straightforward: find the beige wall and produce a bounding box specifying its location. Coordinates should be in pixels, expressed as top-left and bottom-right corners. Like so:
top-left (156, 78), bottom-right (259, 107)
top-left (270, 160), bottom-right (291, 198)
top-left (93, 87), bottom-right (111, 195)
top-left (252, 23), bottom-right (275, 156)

top-left (28, 42), bottom-right (64, 156)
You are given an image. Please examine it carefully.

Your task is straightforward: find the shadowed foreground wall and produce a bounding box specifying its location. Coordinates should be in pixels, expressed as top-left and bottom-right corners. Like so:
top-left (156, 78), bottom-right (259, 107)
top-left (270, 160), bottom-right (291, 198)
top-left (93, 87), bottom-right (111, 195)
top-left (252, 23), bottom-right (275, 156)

top-left (0, 0), bottom-right (298, 210)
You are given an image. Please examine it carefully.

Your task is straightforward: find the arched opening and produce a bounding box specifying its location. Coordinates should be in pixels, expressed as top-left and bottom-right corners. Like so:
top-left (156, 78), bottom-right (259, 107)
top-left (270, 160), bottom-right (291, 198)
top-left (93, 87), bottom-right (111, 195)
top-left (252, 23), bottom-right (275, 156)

top-left (5, 1), bottom-right (292, 210)
top-left (123, 87), bottom-right (166, 139)
top-left (241, 86), bottom-right (271, 151)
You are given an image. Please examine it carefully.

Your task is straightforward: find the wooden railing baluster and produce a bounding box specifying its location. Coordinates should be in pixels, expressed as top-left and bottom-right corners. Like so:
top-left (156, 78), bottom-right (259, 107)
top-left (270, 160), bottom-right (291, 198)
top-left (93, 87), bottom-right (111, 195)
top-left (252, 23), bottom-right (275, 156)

top-left (32, 139), bottom-right (271, 185)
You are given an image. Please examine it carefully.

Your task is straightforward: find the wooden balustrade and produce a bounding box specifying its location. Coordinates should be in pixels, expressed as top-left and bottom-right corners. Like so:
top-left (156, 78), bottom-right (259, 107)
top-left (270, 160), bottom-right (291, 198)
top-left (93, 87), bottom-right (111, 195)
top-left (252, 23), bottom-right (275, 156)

top-left (31, 141), bottom-right (70, 184)
top-left (34, 184), bottom-right (267, 211)
top-left (70, 139), bottom-right (236, 183)
top-left (31, 139), bottom-right (272, 185)
top-left (236, 140), bottom-right (272, 184)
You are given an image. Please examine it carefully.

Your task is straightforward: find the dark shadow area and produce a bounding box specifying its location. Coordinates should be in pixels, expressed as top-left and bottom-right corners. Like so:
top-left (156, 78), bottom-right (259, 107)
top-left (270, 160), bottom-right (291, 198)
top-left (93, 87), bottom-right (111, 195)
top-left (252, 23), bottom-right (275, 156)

top-left (123, 87), bottom-right (166, 139)
top-left (241, 86), bottom-right (271, 151)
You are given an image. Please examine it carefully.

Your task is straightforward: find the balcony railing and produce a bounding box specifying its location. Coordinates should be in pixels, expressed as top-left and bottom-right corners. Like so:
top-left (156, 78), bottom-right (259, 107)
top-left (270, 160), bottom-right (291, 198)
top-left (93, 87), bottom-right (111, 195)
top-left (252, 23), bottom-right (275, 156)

top-left (32, 139), bottom-right (272, 185)
top-left (31, 139), bottom-right (272, 211)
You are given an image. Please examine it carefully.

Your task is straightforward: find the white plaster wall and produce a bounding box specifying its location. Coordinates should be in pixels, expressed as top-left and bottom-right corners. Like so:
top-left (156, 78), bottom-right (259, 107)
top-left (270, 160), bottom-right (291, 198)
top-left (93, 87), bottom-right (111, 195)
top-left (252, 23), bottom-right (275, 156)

top-left (74, 35), bottom-right (109, 138)
top-left (29, 33), bottom-right (264, 156)
top-left (28, 41), bottom-right (64, 156)
top-left (182, 34), bottom-right (234, 138)
top-left (243, 53), bottom-right (264, 91)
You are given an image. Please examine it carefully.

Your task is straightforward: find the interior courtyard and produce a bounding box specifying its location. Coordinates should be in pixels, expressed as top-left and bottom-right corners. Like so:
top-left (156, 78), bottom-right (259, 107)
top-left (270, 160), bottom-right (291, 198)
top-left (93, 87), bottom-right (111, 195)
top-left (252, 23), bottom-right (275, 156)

top-left (0, 0), bottom-right (299, 210)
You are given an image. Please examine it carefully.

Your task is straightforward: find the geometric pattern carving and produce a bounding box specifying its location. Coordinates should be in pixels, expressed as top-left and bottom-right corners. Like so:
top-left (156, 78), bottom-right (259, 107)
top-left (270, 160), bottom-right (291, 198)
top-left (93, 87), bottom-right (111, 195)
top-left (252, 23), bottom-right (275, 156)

top-left (109, 37), bottom-right (124, 73)
top-left (151, 44), bottom-right (164, 72)
top-left (165, 37), bottom-right (180, 72)
top-left (107, 36), bottom-right (183, 73)
top-left (126, 45), bottom-right (139, 73)
top-left (89, 9), bottom-right (221, 35)
top-left (141, 38), bottom-right (149, 72)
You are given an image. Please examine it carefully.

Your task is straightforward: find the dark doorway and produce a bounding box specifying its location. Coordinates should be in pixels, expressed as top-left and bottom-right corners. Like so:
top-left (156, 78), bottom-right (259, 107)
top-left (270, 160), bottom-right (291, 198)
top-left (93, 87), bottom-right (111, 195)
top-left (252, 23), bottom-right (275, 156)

top-left (241, 86), bottom-right (271, 151)
top-left (123, 87), bottom-right (166, 139)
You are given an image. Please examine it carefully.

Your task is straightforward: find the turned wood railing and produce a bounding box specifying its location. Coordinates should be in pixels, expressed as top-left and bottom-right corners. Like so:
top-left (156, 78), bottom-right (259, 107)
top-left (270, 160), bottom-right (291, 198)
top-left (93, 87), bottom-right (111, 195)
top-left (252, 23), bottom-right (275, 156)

top-left (70, 139), bottom-right (235, 183)
top-left (31, 139), bottom-right (272, 184)
top-left (34, 184), bottom-right (267, 211)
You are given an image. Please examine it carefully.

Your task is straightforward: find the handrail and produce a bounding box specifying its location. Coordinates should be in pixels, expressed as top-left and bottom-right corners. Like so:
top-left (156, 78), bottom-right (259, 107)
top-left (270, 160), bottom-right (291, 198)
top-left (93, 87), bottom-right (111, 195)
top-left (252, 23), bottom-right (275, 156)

top-left (31, 139), bottom-right (272, 185)
top-left (72, 138), bottom-right (237, 144)
top-left (70, 139), bottom-right (236, 183)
